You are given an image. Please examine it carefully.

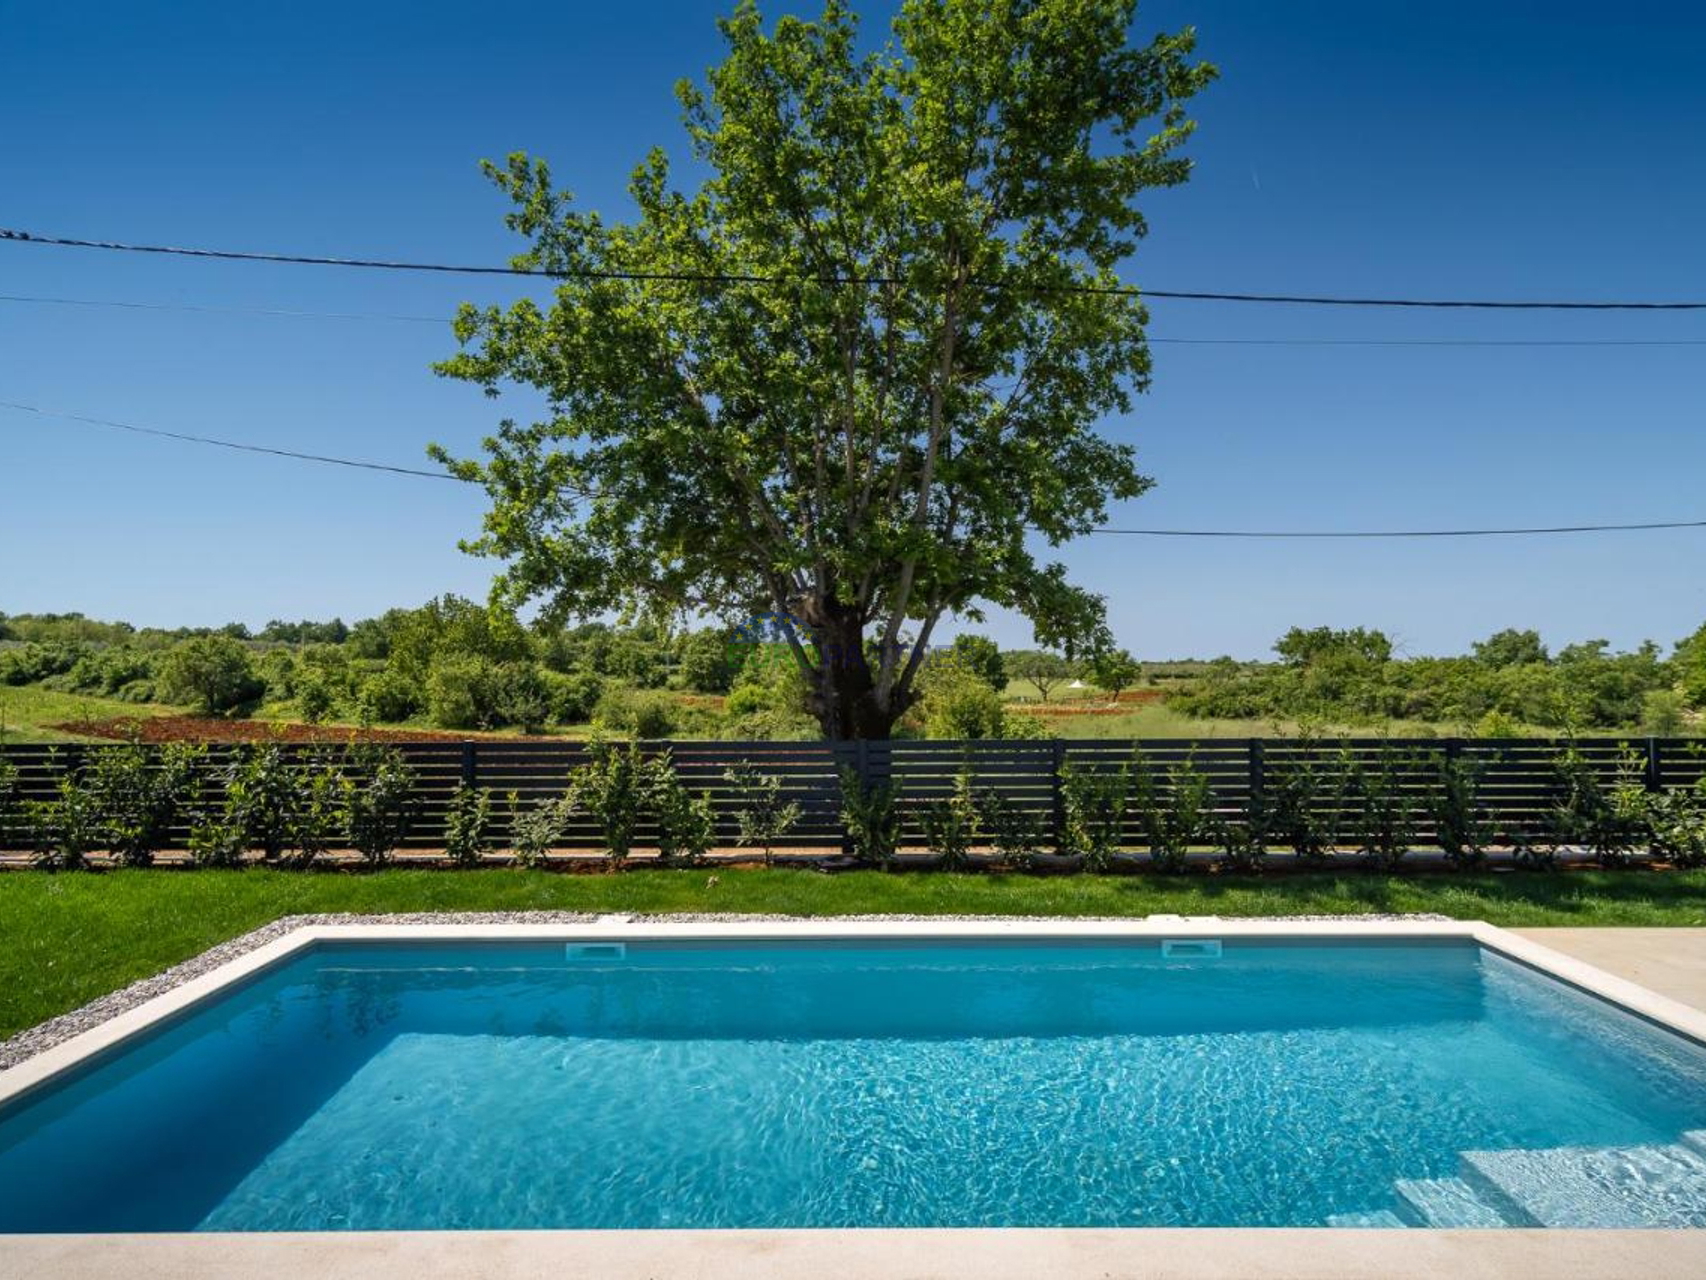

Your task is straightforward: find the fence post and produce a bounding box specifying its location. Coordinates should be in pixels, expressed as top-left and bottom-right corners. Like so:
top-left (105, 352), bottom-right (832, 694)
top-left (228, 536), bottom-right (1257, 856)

top-left (1051, 739), bottom-right (1066, 853)
top-left (461, 742), bottom-right (478, 791)
top-left (1247, 738), bottom-right (1265, 824)
top-left (1646, 737), bottom-right (1663, 792)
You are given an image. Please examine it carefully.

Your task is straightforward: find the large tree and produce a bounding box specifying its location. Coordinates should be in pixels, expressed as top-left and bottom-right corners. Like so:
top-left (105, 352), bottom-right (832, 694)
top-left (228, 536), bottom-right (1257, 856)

top-left (434, 0), bottom-right (1214, 738)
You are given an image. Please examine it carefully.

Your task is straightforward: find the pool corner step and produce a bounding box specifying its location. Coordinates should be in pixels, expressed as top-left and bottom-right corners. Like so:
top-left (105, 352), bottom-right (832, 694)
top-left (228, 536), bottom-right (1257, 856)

top-left (1391, 1176), bottom-right (1510, 1227)
top-left (1325, 1209), bottom-right (1407, 1228)
top-left (1459, 1142), bottom-right (1706, 1228)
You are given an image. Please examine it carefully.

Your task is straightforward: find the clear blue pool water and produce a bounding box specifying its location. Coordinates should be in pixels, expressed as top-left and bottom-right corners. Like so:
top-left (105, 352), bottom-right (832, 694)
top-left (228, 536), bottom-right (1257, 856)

top-left (3, 936), bottom-right (1706, 1232)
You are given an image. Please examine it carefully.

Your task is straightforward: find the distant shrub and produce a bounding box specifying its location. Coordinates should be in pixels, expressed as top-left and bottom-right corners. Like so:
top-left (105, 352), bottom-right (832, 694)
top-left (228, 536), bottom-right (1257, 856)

top-left (1641, 689), bottom-right (1686, 737)
top-left (57, 646), bottom-right (156, 697)
top-left (296, 675), bottom-right (336, 724)
top-left (678, 630), bottom-right (735, 694)
top-left (921, 663), bottom-right (1009, 740)
top-left (157, 636), bottom-right (263, 714)
top-left (0, 641), bottom-right (87, 687)
top-left (592, 687), bottom-right (678, 739)
top-left (724, 761), bottom-right (801, 866)
top-left (491, 662), bottom-right (551, 732)
top-left (1473, 710), bottom-right (1523, 739)
top-left (722, 706), bottom-right (821, 740)
top-left (426, 656), bottom-right (489, 730)
top-left (948, 635), bottom-right (1006, 691)
top-left (442, 784), bottom-right (494, 867)
top-left (359, 669), bottom-right (421, 723)
top-left (541, 669), bottom-right (604, 724)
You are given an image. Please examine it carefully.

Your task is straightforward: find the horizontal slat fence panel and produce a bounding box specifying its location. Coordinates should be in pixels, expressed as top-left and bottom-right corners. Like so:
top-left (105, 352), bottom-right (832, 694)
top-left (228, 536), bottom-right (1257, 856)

top-left (0, 737), bottom-right (1700, 855)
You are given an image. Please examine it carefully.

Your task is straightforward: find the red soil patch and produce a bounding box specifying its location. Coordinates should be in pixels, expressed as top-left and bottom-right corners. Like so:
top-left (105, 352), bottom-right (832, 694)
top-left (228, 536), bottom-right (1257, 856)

top-left (1015, 689), bottom-right (1167, 716)
top-left (50, 716), bottom-right (515, 744)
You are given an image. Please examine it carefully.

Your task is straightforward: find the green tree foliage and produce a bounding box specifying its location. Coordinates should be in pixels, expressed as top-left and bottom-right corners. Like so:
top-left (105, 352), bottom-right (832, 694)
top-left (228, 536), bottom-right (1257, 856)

top-left (443, 784), bottom-right (495, 867)
top-left (1677, 622), bottom-right (1706, 709)
top-left (1273, 626), bottom-right (1393, 667)
top-left (343, 747), bottom-right (418, 865)
top-left (259, 618), bottom-right (349, 645)
top-left (1004, 650), bottom-right (1070, 701)
top-left (677, 628), bottom-right (736, 693)
top-left (1178, 625), bottom-right (1688, 732)
top-left (88, 743), bottom-right (204, 868)
top-left (156, 636), bottom-right (263, 715)
top-left (1472, 628), bottom-right (1548, 668)
top-left (918, 656), bottom-right (1011, 739)
top-left (432, 0), bottom-right (1214, 738)
top-left (1090, 648), bottom-right (1142, 701)
top-left (948, 635), bottom-right (1005, 691)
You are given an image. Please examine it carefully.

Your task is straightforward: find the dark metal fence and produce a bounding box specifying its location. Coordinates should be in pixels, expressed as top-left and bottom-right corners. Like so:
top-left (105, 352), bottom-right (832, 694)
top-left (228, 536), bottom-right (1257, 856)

top-left (1, 737), bottom-right (1702, 854)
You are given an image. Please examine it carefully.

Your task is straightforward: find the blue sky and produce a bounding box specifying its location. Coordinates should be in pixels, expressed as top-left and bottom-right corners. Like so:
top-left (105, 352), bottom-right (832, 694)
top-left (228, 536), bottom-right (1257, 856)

top-left (2, 0), bottom-right (1703, 659)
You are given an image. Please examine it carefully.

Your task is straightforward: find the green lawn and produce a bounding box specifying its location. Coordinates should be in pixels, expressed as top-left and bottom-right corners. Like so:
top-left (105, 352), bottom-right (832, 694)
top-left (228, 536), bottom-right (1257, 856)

top-left (5, 867), bottom-right (1706, 1040)
top-left (0, 687), bottom-right (174, 744)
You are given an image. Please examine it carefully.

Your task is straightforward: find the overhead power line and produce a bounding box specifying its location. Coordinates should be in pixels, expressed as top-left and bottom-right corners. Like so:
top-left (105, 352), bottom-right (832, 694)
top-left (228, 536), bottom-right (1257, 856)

top-left (6, 293), bottom-right (1706, 347)
top-left (1089, 520), bottom-right (1706, 538)
top-left (0, 400), bottom-right (459, 482)
top-left (5, 399), bottom-right (1703, 539)
top-left (5, 228), bottom-right (1705, 311)
top-left (0, 292), bottom-right (443, 324)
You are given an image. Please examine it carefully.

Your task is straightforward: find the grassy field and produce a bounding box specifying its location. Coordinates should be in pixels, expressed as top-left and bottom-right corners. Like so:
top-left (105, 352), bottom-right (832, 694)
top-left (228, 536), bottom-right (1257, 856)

top-left (5, 867), bottom-right (1706, 1040)
top-left (0, 687), bottom-right (173, 744)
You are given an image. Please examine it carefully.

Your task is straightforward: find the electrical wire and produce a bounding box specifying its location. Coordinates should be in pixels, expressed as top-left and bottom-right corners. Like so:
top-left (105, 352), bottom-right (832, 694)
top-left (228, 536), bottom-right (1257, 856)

top-left (6, 228), bottom-right (1705, 310)
top-left (0, 400), bottom-right (460, 482)
top-left (6, 293), bottom-right (1706, 345)
top-left (5, 399), bottom-right (1702, 539)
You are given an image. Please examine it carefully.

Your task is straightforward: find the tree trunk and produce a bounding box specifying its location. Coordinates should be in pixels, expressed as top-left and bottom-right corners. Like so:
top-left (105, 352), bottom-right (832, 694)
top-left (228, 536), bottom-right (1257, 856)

top-left (805, 608), bottom-right (905, 740)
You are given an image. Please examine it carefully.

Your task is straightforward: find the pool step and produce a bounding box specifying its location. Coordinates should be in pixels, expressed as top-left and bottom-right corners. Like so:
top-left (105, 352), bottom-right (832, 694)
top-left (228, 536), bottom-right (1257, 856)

top-left (1391, 1176), bottom-right (1510, 1228)
top-left (1325, 1209), bottom-right (1407, 1228)
top-left (1459, 1141), bottom-right (1706, 1228)
top-left (1682, 1131), bottom-right (1706, 1158)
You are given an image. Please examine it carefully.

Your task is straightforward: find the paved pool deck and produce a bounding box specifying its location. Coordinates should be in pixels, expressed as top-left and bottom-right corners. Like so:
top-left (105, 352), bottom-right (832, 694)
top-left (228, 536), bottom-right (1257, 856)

top-left (4, 922), bottom-right (1706, 1280)
top-left (1517, 928), bottom-right (1706, 1010)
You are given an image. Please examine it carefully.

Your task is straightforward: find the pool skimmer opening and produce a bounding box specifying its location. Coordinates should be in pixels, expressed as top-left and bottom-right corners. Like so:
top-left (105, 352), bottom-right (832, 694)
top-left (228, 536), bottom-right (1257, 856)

top-left (1162, 939), bottom-right (1223, 959)
top-left (565, 942), bottom-right (627, 962)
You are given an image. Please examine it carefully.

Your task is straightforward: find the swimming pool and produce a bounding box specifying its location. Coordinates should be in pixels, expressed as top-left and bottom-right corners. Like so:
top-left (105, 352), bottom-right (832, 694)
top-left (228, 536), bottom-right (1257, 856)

top-left (3, 922), bottom-right (1706, 1232)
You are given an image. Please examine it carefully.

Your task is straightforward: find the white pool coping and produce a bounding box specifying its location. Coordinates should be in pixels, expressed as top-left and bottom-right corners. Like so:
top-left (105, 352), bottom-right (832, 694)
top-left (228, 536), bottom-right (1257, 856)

top-left (3, 917), bottom-right (1705, 1278)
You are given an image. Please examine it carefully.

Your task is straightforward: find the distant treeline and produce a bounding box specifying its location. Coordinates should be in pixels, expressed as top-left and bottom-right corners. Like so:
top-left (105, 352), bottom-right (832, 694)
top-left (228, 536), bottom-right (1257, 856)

top-left (1172, 625), bottom-right (1706, 734)
top-left (3, 610), bottom-right (1703, 738)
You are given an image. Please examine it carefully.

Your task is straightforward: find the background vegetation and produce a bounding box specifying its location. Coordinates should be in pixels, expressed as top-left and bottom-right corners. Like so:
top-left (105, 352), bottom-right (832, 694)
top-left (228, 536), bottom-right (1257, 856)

top-left (2, 608), bottom-right (1701, 744)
